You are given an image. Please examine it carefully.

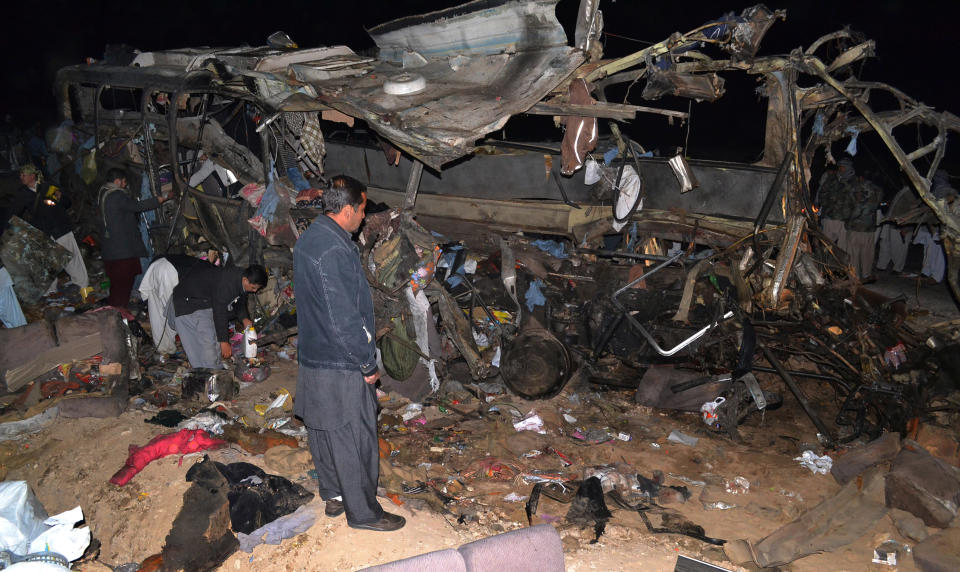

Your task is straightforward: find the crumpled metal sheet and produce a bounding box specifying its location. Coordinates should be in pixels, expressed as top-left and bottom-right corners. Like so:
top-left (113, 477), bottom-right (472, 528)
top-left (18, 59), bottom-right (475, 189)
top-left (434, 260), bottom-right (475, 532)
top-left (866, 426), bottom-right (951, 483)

top-left (642, 70), bottom-right (725, 102)
top-left (0, 216), bottom-right (71, 304)
top-left (311, 0), bottom-right (585, 169)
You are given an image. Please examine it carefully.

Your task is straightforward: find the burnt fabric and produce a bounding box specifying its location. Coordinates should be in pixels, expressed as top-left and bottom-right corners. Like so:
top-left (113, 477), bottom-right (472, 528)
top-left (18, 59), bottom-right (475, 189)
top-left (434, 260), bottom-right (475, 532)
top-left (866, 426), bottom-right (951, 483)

top-left (187, 461), bottom-right (315, 534)
top-left (144, 409), bottom-right (189, 427)
top-left (566, 476), bottom-right (612, 543)
top-left (164, 457), bottom-right (238, 572)
top-left (109, 428), bottom-right (225, 486)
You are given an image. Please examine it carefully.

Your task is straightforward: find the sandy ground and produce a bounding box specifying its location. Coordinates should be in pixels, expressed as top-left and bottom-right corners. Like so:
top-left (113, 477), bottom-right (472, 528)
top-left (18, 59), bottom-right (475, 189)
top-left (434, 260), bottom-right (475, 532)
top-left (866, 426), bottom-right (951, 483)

top-left (1, 356), bottom-right (935, 572)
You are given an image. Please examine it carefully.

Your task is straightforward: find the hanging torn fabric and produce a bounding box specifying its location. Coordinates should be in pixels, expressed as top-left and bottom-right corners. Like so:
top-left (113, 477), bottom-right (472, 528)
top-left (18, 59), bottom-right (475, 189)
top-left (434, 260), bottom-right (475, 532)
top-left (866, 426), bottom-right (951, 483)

top-left (845, 125), bottom-right (860, 156)
top-left (300, 113), bottom-right (326, 173)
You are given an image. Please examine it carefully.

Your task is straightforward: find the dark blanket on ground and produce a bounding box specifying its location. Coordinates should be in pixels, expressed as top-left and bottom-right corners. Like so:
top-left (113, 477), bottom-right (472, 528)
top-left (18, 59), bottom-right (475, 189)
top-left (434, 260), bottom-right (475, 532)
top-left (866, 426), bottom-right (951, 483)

top-left (187, 459), bottom-right (314, 534)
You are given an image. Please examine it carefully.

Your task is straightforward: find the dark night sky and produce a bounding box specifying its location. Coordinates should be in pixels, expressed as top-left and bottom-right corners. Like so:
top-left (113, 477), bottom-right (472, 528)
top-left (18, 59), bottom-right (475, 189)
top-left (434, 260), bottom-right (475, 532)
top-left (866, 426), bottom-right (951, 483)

top-left (3, 0), bottom-right (958, 172)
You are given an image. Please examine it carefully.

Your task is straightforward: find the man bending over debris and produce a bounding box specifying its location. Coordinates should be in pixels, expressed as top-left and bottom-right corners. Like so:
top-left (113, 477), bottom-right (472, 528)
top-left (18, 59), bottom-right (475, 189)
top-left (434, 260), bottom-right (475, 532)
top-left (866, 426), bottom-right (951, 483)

top-left (293, 175), bottom-right (405, 532)
top-left (168, 263), bottom-right (266, 368)
top-left (139, 254), bottom-right (213, 354)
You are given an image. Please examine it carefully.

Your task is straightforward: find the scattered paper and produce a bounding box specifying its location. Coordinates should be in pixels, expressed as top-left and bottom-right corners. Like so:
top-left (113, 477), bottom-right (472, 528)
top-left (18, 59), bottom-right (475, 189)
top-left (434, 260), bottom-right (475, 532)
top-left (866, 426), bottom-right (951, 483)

top-left (794, 450), bottom-right (833, 474)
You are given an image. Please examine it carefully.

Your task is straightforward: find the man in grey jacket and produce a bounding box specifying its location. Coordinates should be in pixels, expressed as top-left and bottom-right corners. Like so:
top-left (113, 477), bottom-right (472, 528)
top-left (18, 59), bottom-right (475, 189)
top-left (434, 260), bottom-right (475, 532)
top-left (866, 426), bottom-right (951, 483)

top-left (293, 175), bottom-right (404, 532)
top-left (98, 168), bottom-right (172, 308)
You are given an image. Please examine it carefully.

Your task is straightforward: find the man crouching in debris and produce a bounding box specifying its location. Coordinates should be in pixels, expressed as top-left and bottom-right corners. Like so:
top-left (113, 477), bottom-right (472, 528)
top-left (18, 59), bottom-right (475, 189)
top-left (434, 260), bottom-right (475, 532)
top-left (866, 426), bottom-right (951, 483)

top-left (167, 263), bottom-right (267, 368)
top-left (292, 175), bottom-right (405, 532)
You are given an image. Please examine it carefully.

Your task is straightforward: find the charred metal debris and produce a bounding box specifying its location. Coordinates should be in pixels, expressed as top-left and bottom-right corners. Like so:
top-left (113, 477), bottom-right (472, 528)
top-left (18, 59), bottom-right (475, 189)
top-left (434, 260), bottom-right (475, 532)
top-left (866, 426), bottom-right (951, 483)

top-left (36, 3), bottom-right (960, 456)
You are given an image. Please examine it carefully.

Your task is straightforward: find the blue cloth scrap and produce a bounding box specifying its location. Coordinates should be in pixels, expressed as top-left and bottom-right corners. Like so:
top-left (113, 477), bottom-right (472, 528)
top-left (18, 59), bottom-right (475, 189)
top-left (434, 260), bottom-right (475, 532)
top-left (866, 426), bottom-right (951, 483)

top-left (603, 147), bottom-right (620, 164)
top-left (525, 279), bottom-right (546, 311)
top-left (845, 126), bottom-right (860, 156)
top-left (531, 239), bottom-right (568, 259)
top-left (626, 222), bottom-right (638, 250)
top-left (256, 161), bottom-right (281, 220)
top-left (286, 166), bottom-right (311, 191)
top-left (813, 112), bottom-right (826, 136)
top-left (440, 247), bottom-right (467, 287)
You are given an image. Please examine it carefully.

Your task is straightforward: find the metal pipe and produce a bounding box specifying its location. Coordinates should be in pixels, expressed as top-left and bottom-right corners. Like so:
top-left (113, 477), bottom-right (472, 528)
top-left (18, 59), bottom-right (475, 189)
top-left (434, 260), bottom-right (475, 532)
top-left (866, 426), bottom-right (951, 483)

top-left (610, 251), bottom-right (731, 357)
top-left (750, 365), bottom-right (846, 384)
top-left (618, 309), bottom-right (733, 357)
top-left (613, 252), bottom-right (683, 298)
top-left (760, 346), bottom-right (834, 445)
top-left (575, 247), bottom-right (689, 262)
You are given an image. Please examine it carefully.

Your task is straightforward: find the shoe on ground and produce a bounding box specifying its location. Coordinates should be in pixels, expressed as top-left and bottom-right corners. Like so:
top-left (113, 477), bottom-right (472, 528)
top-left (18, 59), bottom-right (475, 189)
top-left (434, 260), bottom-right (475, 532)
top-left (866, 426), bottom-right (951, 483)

top-left (348, 512), bottom-right (405, 531)
top-left (325, 499), bottom-right (345, 517)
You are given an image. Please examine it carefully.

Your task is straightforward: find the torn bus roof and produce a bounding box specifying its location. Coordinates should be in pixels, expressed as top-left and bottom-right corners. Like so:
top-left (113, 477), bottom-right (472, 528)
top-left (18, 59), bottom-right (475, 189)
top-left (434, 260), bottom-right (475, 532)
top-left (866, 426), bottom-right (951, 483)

top-left (55, 0), bottom-right (584, 171)
top-left (310, 0), bottom-right (584, 169)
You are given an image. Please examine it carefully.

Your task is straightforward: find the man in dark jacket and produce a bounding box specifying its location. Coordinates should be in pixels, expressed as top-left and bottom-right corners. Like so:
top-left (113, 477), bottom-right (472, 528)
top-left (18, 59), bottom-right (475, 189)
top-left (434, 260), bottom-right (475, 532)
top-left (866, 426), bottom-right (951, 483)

top-left (98, 168), bottom-right (172, 308)
top-left (169, 263), bottom-right (267, 368)
top-left (293, 175), bottom-right (404, 532)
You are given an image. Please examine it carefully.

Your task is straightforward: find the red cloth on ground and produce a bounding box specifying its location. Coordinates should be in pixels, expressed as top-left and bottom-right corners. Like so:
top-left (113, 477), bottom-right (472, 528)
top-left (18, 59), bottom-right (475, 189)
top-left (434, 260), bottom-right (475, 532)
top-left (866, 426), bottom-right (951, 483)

top-left (104, 256), bottom-right (142, 309)
top-left (109, 429), bottom-right (225, 486)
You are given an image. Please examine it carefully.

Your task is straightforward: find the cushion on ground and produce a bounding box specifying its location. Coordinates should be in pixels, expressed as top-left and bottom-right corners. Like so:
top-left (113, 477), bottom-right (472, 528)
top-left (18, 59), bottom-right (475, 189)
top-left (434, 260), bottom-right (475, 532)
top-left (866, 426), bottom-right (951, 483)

top-left (361, 548), bottom-right (466, 572)
top-left (457, 524), bottom-right (564, 572)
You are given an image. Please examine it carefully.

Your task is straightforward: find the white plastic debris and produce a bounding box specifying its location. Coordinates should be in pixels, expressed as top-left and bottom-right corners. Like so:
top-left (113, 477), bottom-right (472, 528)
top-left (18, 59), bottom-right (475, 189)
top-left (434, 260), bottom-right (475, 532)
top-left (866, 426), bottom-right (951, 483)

top-left (513, 411), bottom-right (546, 434)
top-left (667, 473), bottom-right (706, 487)
top-left (30, 505), bottom-right (90, 562)
top-left (700, 397), bottom-right (725, 426)
top-left (725, 476), bottom-right (750, 494)
top-left (0, 482), bottom-right (90, 562)
top-left (178, 410), bottom-right (229, 435)
top-left (472, 331), bottom-right (490, 349)
top-left (503, 492), bottom-right (528, 503)
top-left (584, 158), bottom-right (603, 185)
top-left (794, 450), bottom-right (833, 474)
top-left (667, 430), bottom-right (699, 447)
top-left (562, 413), bottom-right (578, 424)
top-left (401, 403), bottom-right (424, 422)
top-left (265, 391), bottom-right (289, 413)
top-left (702, 501), bottom-right (737, 510)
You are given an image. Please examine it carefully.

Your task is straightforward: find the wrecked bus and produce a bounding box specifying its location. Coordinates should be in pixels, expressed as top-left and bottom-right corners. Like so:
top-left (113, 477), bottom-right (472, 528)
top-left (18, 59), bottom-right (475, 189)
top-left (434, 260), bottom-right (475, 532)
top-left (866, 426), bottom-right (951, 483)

top-left (42, 0), bottom-right (960, 441)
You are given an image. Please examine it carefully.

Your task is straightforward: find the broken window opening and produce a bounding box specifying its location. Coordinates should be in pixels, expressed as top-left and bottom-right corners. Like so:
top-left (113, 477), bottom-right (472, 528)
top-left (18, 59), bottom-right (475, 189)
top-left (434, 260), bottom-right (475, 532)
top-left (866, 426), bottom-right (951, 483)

top-left (99, 87), bottom-right (144, 112)
top-left (681, 74), bottom-right (766, 164)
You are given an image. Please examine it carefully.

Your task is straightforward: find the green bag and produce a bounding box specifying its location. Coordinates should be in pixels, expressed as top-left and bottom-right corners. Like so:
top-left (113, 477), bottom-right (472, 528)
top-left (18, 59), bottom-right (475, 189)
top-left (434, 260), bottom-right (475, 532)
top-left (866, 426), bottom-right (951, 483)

top-left (380, 316), bottom-right (419, 381)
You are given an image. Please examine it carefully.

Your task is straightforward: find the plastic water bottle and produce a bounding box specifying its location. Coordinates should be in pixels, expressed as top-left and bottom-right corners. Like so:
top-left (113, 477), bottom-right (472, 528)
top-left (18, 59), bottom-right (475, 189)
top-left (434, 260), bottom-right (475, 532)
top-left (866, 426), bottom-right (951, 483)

top-left (244, 326), bottom-right (258, 359)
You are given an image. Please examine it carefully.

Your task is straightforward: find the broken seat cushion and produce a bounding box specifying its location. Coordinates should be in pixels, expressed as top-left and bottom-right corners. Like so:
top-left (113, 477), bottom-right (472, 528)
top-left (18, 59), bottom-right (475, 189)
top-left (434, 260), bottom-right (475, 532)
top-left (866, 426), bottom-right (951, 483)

top-left (457, 524), bottom-right (564, 572)
top-left (360, 549), bottom-right (466, 572)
